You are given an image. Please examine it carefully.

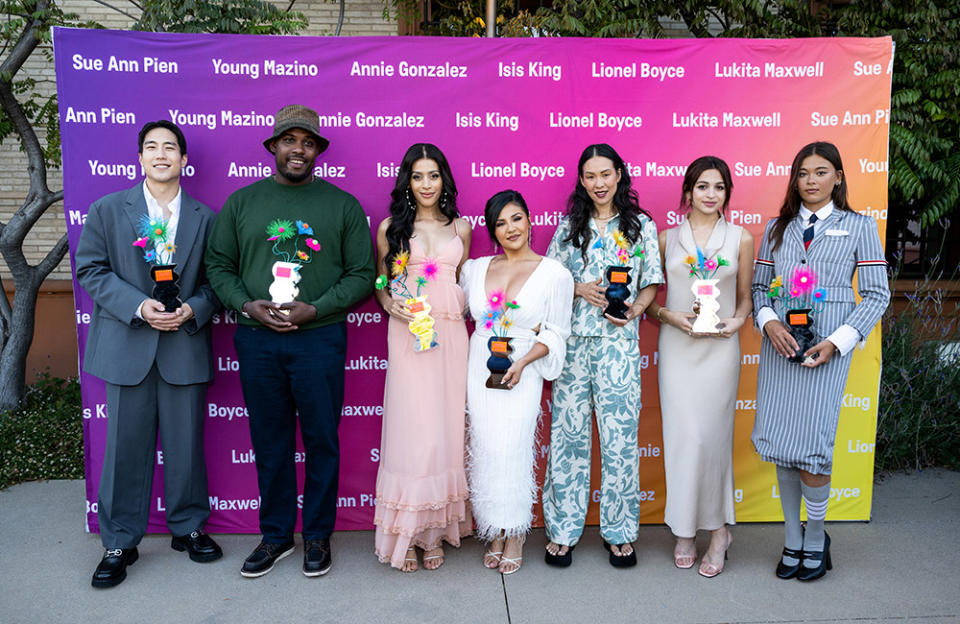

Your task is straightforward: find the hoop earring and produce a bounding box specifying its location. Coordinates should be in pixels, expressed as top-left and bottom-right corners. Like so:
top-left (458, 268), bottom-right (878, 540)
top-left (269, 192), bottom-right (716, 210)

top-left (406, 188), bottom-right (415, 211)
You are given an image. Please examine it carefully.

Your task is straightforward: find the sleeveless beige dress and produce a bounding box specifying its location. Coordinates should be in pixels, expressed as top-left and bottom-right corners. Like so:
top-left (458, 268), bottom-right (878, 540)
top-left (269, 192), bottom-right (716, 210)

top-left (658, 218), bottom-right (742, 537)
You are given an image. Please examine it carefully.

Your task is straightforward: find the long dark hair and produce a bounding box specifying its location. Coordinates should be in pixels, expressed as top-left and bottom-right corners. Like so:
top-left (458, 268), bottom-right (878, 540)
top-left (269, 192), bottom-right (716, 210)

top-left (484, 189), bottom-right (530, 245)
top-left (679, 156), bottom-right (733, 214)
top-left (384, 143), bottom-right (459, 271)
top-left (563, 143), bottom-right (650, 262)
top-left (770, 141), bottom-right (850, 251)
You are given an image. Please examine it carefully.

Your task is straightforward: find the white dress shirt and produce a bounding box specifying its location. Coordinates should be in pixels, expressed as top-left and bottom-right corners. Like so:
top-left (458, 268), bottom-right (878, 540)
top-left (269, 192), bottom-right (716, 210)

top-left (756, 201), bottom-right (861, 356)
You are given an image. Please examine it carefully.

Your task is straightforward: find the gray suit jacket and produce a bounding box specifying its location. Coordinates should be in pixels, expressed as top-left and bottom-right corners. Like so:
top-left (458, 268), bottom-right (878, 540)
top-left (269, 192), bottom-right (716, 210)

top-left (76, 182), bottom-right (219, 386)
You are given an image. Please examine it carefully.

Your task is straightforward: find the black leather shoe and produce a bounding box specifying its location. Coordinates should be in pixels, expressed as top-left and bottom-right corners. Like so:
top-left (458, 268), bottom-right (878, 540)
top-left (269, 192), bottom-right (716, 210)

top-left (775, 546), bottom-right (803, 579)
top-left (91, 547), bottom-right (139, 588)
top-left (603, 541), bottom-right (637, 568)
top-left (171, 529), bottom-right (223, 563)
top-left (797, 532), bottom-right (832, 581)
top-left (240, 540), bottom-right (295, 578)
top-left (303, 539), bottom-right (332, 577)
top-left (544, 544), bottom-right (574, 567)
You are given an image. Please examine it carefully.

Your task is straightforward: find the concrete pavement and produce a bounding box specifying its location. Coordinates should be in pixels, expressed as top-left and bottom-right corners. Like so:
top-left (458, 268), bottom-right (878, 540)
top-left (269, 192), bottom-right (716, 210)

top-left (0, 470), bottom-right (957, 624)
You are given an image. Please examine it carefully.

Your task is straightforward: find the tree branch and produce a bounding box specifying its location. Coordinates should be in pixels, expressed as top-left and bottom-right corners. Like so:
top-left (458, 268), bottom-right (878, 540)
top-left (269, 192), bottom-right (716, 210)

top-left (34, 232), bottom-right (67, 279)
top-left (91, 0), bottom-right (140, 21)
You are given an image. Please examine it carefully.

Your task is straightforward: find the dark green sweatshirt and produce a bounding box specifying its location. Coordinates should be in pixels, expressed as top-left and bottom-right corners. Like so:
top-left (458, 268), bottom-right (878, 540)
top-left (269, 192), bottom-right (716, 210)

top-left (205, 176), bottom-right (375, 329)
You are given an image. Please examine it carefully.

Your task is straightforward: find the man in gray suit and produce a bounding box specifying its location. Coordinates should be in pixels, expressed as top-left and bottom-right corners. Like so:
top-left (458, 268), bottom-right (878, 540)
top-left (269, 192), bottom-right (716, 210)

top-left (76, 120), bottom-right (222, 588)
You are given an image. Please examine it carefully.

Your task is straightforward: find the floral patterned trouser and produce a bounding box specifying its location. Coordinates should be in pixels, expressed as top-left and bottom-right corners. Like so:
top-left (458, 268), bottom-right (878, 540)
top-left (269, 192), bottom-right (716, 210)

top-left (542, 336), bottom-right (642, 546)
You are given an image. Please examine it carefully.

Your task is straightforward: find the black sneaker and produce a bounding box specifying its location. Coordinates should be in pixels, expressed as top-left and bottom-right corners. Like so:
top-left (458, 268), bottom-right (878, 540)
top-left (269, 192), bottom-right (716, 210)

top-left (240, 541), bottom-right (294, 578)
top-left (303, 539), bottom-right (332, 577)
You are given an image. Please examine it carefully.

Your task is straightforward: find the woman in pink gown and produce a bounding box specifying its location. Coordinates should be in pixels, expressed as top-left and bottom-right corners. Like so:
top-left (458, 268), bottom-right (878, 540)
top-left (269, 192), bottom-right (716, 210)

top-left (373, 144), bottom-right (472, 571)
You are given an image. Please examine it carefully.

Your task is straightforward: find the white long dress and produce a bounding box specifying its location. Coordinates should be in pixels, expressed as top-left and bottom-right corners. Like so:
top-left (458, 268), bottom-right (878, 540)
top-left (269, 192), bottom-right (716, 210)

top-left (460, 256), bottom-right (574, 541)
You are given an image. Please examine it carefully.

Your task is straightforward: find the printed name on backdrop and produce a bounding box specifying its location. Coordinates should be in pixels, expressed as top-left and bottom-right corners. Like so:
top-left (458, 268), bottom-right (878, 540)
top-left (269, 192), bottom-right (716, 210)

top-left (497, 60), bottom-right (561, 81)
top-left (714, 61), bottom-right (824, 78)
top-left (672, 111), bottom-right (781, 128)
top-left (470, 161), bottom-right (565, 180)
top-left (591, 62), bottom-right (685, 81)
top-left (350, 60), bottom-right (467, 78)
top-left (64, 107), bottom-right (135, 125)
top-left (211, 58), bottom-right (321, 78)
top-left (548, 112), bottom-right (643, 131)
top-left (455, 112), bottom-right (519, 131)
top-left (72, 53), bottom-right (178, 73)
top-left (87, 160), bottom-right (195, 180)
top-left (810, 109), bottom-right (890, 126)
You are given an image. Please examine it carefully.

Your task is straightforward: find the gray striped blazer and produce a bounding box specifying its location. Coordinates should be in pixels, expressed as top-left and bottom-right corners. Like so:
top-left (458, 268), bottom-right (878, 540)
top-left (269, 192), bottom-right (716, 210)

top-left (752, 210), bottom-right (890, 342)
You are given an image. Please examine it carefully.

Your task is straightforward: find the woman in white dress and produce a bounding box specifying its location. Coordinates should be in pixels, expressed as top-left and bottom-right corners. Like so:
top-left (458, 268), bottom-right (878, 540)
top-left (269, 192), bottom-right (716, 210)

top-left (460, 190), bottom-right (574, 575)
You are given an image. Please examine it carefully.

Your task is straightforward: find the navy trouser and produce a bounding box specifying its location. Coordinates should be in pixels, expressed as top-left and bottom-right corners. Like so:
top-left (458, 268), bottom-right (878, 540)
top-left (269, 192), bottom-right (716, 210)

top-left (234, 323), bottom-right (346, 542)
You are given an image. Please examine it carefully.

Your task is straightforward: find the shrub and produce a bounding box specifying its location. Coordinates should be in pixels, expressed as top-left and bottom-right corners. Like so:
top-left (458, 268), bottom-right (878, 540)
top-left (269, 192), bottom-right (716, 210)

top-left (876, 275), bottom-right (960, 471)
top-left (0, 373), bottom-right (83, 490)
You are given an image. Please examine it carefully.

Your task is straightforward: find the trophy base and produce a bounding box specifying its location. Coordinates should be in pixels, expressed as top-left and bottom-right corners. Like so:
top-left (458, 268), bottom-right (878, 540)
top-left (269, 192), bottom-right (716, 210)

top-left (485, 372), bottom-right (513, 390)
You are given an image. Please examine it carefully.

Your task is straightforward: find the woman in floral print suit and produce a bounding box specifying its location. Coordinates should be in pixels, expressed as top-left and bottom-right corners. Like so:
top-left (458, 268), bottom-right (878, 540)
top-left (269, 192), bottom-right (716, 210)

top-left (542, 143), bottom-right (663, 568)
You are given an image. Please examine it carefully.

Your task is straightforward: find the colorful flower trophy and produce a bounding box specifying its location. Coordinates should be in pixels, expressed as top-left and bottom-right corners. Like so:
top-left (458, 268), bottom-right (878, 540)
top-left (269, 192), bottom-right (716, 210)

top-left (602, 229), bottom-right (644, 320)
top-left (265, 219), bottom-right (321, 313)
top-left (133, 216), bottom-right (181, 312)
top-left (482, 290), bottom-right (520, 389)
top-left (768, 266), bottom-right (828, 364)
top-left (374, 251), bottom-right (439, 352)
top-left (683, 248), bottom-right (730, 334)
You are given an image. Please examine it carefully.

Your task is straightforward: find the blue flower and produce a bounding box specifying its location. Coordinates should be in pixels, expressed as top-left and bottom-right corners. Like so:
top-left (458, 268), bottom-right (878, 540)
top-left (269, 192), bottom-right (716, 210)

top-left (296, 220), bottom-right (314, 235)
top-left (143, 249), bottom-right (156, 262)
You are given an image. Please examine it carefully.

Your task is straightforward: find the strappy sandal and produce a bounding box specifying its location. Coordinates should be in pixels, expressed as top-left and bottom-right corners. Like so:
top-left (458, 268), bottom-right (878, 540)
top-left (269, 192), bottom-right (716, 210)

top-left (422, 547), bottom-right (444, 571)
top-left (402, 547), bottom-right (418, 573)
top-left (673, 541), bottom-right (697, 569)
top-left (483, 549), bottom-right (503, 569)
top-left (498, 556), bottom-right (523, 575)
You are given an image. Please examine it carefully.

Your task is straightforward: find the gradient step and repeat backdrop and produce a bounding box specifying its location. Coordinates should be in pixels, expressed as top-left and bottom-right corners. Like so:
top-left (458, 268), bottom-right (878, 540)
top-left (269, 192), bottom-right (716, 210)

top-left (53, 28), bottom-right (893, 533)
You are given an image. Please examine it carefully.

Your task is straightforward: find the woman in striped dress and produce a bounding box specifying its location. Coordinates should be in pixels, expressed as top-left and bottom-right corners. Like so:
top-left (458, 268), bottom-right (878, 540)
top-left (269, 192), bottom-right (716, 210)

top-left (752, 141), bottom-right (890, 581)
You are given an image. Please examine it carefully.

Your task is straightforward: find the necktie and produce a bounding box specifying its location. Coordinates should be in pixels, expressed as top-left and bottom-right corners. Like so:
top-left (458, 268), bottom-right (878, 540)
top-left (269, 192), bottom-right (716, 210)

top-left (803, 213), bottom-right (818, 250)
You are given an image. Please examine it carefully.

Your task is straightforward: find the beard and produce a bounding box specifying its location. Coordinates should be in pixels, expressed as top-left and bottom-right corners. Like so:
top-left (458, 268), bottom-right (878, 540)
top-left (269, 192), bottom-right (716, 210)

top-left (275, 156), bottom-right (315, 183)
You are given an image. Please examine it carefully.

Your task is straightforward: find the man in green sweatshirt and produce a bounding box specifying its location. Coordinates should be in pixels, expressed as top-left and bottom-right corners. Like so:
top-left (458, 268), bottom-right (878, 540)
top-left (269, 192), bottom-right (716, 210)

top-left (205, 104), bottom-right (375, 579)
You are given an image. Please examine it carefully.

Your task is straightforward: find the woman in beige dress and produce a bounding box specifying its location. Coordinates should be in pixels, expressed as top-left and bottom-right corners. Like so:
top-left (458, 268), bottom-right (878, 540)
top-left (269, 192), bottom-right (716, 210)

top-left (647, 156), bottom-right (754, 578)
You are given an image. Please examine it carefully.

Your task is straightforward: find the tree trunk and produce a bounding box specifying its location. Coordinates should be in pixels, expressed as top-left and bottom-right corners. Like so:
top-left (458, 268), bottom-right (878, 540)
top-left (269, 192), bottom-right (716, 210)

top-left (0, 282), bottom-right (40, 412)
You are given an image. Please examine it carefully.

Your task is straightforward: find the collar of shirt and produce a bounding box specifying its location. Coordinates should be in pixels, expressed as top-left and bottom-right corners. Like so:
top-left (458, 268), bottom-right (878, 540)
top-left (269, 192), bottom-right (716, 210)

top-left (799, 201), bottom-right (834, 229)
top-left (590, 213), bottom-right (620, 237)
top-left (143, 183), bottom-right (182, 223)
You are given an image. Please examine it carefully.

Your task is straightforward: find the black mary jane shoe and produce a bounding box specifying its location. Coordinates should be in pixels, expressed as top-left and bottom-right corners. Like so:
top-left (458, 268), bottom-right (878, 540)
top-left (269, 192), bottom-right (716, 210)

top-left (603, 541), bottom-right (637, 568)
top-left (544, 544), bottom-right (575, 568)
top-left (775, 546), bottom-right (803, 579)
top-left (797, 532), bottom-right (832, 581)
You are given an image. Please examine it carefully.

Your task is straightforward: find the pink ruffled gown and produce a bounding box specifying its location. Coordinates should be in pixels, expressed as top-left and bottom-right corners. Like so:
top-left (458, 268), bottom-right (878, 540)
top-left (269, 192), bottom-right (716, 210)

top-left (374, 230), bottom-right (472, 568)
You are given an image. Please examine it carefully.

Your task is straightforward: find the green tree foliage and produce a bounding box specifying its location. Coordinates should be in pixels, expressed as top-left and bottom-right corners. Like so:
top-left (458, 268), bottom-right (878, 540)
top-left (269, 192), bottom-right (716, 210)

top-left (134, 0), bottom-right (307, 34)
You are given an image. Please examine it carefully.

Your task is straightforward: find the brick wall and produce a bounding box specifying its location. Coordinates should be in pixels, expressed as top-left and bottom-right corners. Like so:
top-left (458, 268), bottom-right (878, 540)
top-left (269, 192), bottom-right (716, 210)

top-left (0, 0), bottom-right (397, 281)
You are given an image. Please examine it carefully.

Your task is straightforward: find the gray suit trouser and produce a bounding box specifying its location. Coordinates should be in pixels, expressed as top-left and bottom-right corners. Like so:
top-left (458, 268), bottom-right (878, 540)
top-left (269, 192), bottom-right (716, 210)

top-left (98, 364), bottom-right (210, 548)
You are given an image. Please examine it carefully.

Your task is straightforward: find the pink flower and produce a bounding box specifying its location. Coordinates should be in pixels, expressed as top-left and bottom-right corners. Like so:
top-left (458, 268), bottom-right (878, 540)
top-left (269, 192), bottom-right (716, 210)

top-left (488, 290), bottom-right (504, 309)
top-left (422, 259), bottom-right (439, 281)
top-left (132, 237), bottom-right (148, 248)
top-left (791, 266), bottom-right (817, 295)
top-left (305, 238), bottom-right (321, 251)
top-left (704, 259), bottom-right (718, 271)
top-left (484, 320), bottom-right (494, 330)
top-left (789, 286), bottom-right (801, 297)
